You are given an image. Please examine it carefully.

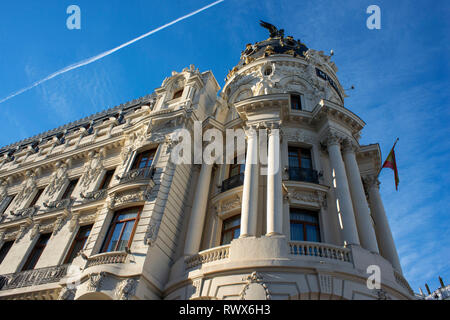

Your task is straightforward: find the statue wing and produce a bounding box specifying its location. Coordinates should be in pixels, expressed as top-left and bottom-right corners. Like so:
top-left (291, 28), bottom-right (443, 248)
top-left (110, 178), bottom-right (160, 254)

top-left (259, 20), bottom-right (278, 34)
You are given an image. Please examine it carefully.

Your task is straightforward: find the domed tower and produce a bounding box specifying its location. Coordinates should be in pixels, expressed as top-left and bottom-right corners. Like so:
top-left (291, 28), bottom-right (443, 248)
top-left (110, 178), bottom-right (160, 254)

top-left (166, 21), bottom-right (414, 300)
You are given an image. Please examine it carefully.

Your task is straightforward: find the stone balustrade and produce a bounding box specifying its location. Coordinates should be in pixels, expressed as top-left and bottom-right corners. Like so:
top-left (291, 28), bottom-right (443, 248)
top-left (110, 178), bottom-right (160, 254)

top-left (0, 264), bottom-right (69, 291)
top-left (185, 245), bottom-right (230, 270)
top-left (85, 251), bottom-right (128, 268)
top-left (289, 241), bottom-right (353, 263)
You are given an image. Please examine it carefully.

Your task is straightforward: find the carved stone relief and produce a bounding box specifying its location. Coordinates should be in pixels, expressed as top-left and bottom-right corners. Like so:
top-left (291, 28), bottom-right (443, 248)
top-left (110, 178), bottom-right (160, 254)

top-left (115, 278), bottom-right (137, 300)
top-left (239, 272), bottom-right (271, 300)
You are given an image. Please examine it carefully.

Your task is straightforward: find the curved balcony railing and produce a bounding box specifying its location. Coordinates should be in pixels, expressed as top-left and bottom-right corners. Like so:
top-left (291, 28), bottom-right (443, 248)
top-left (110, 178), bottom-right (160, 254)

top-left (85, 251), bottom-right (128, 268)
top-left (118, 166), bottom-right (155, 184)
top-left (221, 173), bottom-right (245, 193)
top-left (289, 241), bottom-right (352, 263)
top-left (0, 264), bottom-right (69, 291)
top-left (185, 245), bottom-right (230, 270)
top-left (288, 167), bottom-right (319, 184)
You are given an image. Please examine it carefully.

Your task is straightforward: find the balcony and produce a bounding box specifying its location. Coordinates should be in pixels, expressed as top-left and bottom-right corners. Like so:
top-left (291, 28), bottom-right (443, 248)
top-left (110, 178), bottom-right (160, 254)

top-left (221, 173), bottom-right (245, 193)
top-left (0, 264), bottom-right (69, 291)
top-left (289, 241), bottom-right (352, 263)
top-left (85, 251), bottom-right (128, 268)
top-left (185, 245), bottom-right (230, 270)
top-left (118, 166), bottom-right (155, 184)
top-left (288, 167), bottom-right (319, 184)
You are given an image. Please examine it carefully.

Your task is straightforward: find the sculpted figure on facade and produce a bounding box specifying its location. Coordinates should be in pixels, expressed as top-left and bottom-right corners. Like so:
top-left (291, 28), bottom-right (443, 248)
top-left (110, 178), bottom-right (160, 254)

top-left (115, 278), bottom-right (137, 300)
top-left (12, 170), bottom-right (38, 211)
top-left (46, 161), bottom-right (70, 198)
top-left (79, 150), bottom-right (104, 192)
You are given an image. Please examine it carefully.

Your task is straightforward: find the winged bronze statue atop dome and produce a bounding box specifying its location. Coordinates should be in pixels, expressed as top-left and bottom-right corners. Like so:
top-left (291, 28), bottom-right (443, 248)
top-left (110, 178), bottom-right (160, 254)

top-left (259, 20), bottom-right (284, 38)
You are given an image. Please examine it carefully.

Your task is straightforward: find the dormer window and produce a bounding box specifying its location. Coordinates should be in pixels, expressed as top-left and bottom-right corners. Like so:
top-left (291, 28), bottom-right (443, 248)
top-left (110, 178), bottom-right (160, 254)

top-left (172, 89), bottom-right (183, 100)
top-left (291, 94), bottom-right (302, 110)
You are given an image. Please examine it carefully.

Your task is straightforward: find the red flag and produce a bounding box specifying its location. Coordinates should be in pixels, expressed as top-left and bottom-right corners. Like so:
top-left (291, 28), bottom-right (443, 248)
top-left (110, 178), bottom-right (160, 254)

top-left (381, 139), bottom-right (400, 190)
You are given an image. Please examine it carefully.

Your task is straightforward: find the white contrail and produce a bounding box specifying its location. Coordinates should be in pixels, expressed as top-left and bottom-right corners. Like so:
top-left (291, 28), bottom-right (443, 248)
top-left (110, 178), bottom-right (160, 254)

top-left (0, 0), bottom-right (224, 104)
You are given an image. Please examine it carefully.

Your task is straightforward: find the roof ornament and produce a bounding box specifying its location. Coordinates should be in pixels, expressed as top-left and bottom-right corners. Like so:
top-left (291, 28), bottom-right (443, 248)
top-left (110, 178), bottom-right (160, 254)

top-left (259, 20), bottom-right (284, 39)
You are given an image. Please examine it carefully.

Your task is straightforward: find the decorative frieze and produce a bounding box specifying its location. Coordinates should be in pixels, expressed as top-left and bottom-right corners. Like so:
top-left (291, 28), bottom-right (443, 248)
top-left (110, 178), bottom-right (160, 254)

top-left (107, 186), bottom-right (153, 210)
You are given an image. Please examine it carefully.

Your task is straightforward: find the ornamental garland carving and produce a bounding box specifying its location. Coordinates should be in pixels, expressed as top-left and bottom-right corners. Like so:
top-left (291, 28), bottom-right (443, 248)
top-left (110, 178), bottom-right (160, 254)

top-left (69, 211), bottom-right (98, 232)
top-left (45, 161), bottom-right (69, 198)
top-left (12, 170), bottom-right (38, 211)
top-left (239, 272), bottom-right (271, 300)
top-left (288, 190), bottom-right (327, 208)
top-left (120, 126), bottom-right (148, 165)
top-left (283, 129), bottom-right (316, 144)
top-left (0, 179), bottom-right (9, 205)
top-left (87, 272), bottom-right (106, 292)
top-left (79, 150), bottom-right (104, 192)
top-left (115, 278), bottom-right (137, 300)
top-left (144, 220), bottom-right (159, 246)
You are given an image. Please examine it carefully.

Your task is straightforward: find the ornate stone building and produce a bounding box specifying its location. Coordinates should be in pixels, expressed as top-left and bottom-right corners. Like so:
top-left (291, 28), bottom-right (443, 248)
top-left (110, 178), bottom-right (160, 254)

top-left (0, 23), bottom-right (414, 300)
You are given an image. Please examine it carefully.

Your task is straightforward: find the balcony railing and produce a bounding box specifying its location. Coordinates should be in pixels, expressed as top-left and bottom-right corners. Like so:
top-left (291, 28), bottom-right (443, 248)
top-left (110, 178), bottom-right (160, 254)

top-left (0, 264), bottom-right (69, 291)
top-left (185, 245), bottom-right (230, 270)
top-left (85, 251), bottom-right (128, 268)
top-left (288, 167), bottom-right (319, 184)
top-left (221, 173), bottom-right (245, 193)
top-left (118, 166), bottom-right (155, 184)
top-left (289, 241), bottom-right (352, 263)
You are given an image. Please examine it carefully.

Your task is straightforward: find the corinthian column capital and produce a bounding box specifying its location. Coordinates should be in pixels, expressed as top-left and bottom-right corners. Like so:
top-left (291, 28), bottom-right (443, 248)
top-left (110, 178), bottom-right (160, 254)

top-left (342, 138), bottom-right (359, 154)
top-left (362, 174), bottom-right (380, 190)
top-left (323, 131), bottom-right (342, 147)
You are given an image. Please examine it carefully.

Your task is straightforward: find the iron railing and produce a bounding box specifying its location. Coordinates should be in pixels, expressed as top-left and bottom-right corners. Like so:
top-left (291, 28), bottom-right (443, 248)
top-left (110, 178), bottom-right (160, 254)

top-left (0, 264), bottom-right (69, 291)
top-left (288, 167), bottom-right (319, 184)
top-left (221, 173), bottom-right (245, 193)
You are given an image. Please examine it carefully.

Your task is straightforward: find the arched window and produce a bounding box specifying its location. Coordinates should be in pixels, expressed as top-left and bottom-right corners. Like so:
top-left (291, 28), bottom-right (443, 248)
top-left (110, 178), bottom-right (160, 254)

top-left (172, 89), bottom-right (183, 99)
top-left (290, 93), bottom-right (302, 110)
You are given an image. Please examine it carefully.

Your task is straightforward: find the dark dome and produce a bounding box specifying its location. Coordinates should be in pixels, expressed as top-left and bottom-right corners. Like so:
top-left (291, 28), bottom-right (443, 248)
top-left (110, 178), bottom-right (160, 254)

top-left (238, 36), bottom-right (309, 67)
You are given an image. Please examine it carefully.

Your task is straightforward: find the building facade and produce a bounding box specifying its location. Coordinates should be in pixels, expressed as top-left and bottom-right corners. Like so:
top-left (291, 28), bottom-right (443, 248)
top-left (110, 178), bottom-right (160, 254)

top-left (0, 24), bottom-right (414, 300)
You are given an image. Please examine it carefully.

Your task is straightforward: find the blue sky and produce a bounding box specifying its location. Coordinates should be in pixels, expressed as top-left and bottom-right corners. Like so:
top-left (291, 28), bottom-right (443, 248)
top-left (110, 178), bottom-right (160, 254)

top-left (0, 0), bottom-right (449, 293)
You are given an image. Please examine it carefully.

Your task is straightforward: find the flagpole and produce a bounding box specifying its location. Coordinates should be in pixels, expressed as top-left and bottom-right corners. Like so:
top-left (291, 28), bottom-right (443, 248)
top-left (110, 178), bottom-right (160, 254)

top-left (376, 137), bottom-right (399, 178)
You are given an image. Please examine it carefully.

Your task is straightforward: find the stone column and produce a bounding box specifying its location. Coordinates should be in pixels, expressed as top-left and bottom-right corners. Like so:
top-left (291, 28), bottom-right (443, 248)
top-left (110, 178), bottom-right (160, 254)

top-left (342, 140), bottom-right (379, 253)
top-left (365, 175), bottom-right (403, 273)
top-left (183, 163), bottom-right (213, 256)
top-left (266, 124), bottom-right (283, 236)
top-left (240, 126), bottom-right (259, 237)
top-left (325, 133), bottom-right (360, 246)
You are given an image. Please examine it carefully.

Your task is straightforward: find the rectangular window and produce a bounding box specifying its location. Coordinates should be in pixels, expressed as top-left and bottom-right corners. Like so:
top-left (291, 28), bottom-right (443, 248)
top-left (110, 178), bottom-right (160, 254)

top-left (22, 233), bottom-right (52, 271)
top-left (101, 207), bottom-right (142, 253)
top-left (221, 215), bottom-right (241, 245)
top-left (29, 188), bottom-right (45, 208)
top-left (99, 169), bottom-right (115, 190)
top-left (288, 147), bottom-right (312, 169)
top-left (0, 241), bottom-right (14, 265)
top-left (62, 178), bottom-right (79, 200)
top-left (132, 150), bottom-right (156, 170)
top-left (291, 94), bottom-right (302, 110)
top-left (64, 224), bottom-right (93, 264)
top-left (172, 89), bottom-right (183, 99)
top-left (0, 194), bottom-right (16, 214)
top-left (290, 209), bottom-right (321, 242)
